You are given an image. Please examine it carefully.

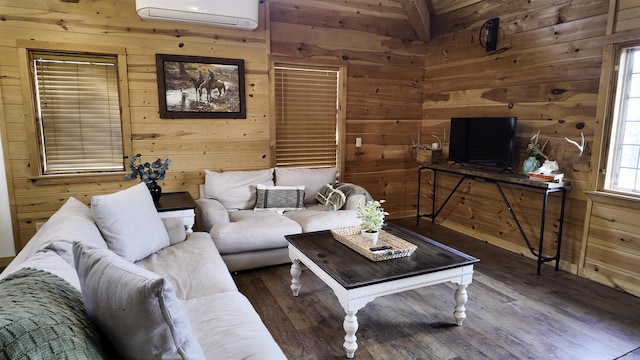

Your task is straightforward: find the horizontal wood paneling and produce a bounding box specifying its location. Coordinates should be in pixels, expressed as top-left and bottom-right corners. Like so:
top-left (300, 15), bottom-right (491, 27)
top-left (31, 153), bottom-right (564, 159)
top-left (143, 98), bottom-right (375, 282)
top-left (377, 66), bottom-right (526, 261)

top-left (0, 0), bottom-right (271, 250)
top-left (269, 0), bottom-right (425, 217)
top-left (421, 0), bottom-right (609, 273)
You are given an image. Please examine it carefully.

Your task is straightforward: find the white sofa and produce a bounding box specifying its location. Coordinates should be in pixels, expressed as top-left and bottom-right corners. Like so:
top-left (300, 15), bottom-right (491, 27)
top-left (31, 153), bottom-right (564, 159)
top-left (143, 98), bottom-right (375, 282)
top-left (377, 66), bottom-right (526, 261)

top-left (0, 183), bottom-right (286, 360)
top-left (196, 167), bottom-right (371, 272)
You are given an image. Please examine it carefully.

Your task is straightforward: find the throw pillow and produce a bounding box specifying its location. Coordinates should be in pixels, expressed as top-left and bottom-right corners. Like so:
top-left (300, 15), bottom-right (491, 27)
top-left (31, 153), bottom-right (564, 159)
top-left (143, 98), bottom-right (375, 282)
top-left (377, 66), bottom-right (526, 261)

top-left (73, 242), bottom-right (205, 360)
top-left (0, 268), bottom-right (113, 359)
top-left (91, 182), bottom-right (170, 262)
top-left (275, 167), bottom-right (338, 203)
top-left (254, 184), bottom-right (305, 213)
top-left (315, 183), bottom-right (347, 211)
top-left (204, 168), bottom-right (274, 210)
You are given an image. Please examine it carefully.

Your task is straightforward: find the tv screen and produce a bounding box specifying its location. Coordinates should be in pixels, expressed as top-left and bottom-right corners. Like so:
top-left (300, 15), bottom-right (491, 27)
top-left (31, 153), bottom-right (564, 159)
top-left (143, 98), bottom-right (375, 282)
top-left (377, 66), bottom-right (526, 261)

top-left (448, 117), bottom-right (518, 171)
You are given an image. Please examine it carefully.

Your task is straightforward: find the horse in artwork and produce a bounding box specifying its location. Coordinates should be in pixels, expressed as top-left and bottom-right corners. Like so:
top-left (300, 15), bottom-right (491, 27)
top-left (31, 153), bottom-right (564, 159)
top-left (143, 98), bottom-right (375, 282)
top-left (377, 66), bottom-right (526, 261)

top-left (198, 77), bottom-right (226, 103)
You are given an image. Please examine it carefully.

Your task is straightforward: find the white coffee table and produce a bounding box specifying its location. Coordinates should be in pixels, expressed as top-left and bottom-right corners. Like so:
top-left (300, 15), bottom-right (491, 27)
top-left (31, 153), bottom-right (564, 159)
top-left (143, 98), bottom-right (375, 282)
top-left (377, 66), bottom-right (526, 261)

top-left (286, 223), bottom-right (479, 359)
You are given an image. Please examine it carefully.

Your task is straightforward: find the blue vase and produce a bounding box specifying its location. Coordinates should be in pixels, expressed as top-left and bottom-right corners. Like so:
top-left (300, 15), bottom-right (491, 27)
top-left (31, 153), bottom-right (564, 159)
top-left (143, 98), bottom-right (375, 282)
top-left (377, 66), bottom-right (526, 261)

top-left (523, 156), bottom-right (540, 175)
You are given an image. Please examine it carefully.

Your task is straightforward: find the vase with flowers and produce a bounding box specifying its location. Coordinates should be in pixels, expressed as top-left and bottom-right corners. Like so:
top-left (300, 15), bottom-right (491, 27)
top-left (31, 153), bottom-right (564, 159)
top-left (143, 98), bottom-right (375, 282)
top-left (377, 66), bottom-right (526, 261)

top-left (523, 144), bottom-right (541, 175)
top-left (124, 154), bottom-right (171, 202)
top-left (356, 199), bottom-right (389, 245)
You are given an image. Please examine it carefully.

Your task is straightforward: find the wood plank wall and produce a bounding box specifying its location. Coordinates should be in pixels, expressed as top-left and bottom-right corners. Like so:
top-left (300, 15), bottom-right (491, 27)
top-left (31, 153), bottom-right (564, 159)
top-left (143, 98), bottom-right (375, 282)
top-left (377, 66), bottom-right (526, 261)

top-left (0, 0), bottom-right (425, 254)
top-left (421, 0), bottom-right (610, 274)
top-left (269, 0), bottom-right (426, 218)
top-left (0, 0), bottom-right (272, 251)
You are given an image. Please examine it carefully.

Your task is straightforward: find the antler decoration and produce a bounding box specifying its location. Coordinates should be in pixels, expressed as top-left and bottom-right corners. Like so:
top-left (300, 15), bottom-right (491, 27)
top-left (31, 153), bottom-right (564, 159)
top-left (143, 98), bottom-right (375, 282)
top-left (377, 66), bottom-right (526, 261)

top-left (530, 130), bottom-right (550, 160)
top-left (564, 132), bottom-right (584, 157)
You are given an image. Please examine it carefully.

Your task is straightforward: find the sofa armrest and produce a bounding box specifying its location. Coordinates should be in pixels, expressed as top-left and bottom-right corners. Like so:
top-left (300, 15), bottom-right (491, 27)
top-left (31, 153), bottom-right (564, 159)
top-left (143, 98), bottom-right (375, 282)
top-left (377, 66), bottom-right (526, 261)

top-left (161, 217), bottom-right (187, 245)
top-left (344, 194), bottom-right (366, 210)
top-left (196, 198), bottom-right (230, 232)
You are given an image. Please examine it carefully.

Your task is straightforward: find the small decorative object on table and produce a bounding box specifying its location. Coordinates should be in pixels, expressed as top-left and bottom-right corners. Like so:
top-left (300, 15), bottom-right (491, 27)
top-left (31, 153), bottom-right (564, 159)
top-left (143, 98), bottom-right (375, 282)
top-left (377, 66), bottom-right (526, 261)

top-left (412, 131), bottom-right (445, 164)
top-left (356, 199), bottom-right (389, 245)
top-left (331, 226), bottom-right (417, 261)
top-left (124, 154), bottom-right (171, 202)
top-left (523, 143), bottom-right (541, 175)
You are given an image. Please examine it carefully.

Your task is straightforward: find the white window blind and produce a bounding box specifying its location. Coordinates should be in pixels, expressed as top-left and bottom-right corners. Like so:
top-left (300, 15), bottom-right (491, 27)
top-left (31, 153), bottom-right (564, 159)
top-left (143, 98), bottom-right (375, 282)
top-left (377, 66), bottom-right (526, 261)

top-left (606, 45), bottom-right (640, 194)
top-left (31, 51), bottom-right (124, 175)
top-left (274, 65), bottom-right (339, 167)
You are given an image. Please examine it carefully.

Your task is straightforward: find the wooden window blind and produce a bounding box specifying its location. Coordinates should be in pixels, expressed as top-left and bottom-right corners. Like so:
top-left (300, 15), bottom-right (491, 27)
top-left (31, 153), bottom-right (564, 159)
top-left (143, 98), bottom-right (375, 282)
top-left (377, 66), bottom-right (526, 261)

top-left (31, 51), bottom-right (124, 175)
top-left (274, 65), bottom-right (339, 168)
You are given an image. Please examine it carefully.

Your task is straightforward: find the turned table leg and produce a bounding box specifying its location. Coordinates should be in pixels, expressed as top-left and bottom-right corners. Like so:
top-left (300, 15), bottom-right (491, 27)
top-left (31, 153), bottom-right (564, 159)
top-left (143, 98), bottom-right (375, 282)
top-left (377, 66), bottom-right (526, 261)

top-left (290, 259), bottom-right (301, 297)
top-left (454, 284), bottom-right (468, 325)
top-left (343, 310), bottom-right (359, 359)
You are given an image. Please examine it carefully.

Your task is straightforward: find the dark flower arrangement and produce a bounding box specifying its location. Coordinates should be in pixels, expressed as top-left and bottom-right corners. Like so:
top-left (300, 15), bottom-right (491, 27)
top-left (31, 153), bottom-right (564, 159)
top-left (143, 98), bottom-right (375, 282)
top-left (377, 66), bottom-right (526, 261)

top-left (124, 154), bottom-right (171, 189)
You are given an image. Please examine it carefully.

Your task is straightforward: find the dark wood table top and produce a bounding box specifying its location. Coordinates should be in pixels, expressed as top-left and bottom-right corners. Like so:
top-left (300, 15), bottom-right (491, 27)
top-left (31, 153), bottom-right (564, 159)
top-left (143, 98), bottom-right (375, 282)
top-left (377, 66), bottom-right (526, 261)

top-left (154, 191), bottom-right (197, 212)
top-left (286, 223), bottom-right (479, 289)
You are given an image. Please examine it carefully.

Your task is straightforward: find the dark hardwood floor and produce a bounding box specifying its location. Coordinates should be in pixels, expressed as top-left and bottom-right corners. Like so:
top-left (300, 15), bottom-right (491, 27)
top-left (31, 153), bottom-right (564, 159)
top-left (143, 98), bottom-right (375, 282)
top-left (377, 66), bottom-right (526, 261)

top-left (233, 218), bottom-right (640, 360)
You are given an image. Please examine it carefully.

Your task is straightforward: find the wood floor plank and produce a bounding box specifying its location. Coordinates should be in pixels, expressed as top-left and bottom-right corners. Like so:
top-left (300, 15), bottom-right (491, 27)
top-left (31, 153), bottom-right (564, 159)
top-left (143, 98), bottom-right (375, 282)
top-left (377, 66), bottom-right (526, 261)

top-left (233, 218), bottom-right (640, 359)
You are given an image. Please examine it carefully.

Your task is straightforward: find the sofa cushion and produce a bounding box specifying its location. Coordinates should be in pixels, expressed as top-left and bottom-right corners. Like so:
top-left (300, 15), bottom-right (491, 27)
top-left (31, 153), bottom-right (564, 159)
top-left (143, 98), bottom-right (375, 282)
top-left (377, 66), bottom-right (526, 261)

top-left (161, 217), bottom-right (187, 245)
top-left (7, 248), bottom-right (82, 291)
top-left (285, 207), bottom-right (361, 232)
top-left (0, 268), bottom-right (113, 359)
top-left (136, 232), bottom-right (238, 300)
top-left (91, 182), bottom-right (170, 262)
top-left (210, 211), bottom-right (301, 254)
top-left (275, 167), bottom-right (337, 203)
top-left (254, 184), bottom-right (305, 213)
top-left (0, 197), bottom-right (107, 278)
top-left (73, 242), bottom-right (205, 360)
top-left (184, 292), bottom-right (286, 360)
top-left (204, 168), bottom-right (274, 211)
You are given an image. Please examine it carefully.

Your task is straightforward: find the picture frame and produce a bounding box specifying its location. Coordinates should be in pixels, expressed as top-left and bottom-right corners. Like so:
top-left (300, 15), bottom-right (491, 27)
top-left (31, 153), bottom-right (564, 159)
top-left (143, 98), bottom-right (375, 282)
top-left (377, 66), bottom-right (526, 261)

top-left (155, 54), bottom-right (246, 119)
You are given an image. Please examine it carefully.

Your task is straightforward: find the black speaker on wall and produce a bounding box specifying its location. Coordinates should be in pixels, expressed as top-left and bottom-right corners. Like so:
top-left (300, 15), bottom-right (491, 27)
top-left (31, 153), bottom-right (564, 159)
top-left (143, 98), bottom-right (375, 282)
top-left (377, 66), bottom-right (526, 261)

top-left (481, 17), bottom-right (499, 52)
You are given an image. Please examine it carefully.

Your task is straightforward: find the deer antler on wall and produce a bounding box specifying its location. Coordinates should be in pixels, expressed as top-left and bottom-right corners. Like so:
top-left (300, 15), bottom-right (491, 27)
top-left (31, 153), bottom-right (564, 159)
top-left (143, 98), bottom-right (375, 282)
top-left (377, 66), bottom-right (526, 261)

top-left (564, 132), bottom-right (585, 157)
top-left (530, 130), bottom-right (550, 159)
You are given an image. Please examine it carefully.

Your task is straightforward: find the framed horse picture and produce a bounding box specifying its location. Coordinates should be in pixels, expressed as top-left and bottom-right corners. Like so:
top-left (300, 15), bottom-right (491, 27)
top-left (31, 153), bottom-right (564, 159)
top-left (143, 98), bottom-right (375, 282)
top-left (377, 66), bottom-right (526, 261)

top-left (155, 54), bottom-right (246, 119)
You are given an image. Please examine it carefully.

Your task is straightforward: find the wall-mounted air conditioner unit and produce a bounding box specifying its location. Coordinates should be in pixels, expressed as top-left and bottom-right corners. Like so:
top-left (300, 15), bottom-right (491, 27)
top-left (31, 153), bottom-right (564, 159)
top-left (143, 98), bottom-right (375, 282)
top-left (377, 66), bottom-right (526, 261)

top-left (135, 0), bottom-right (259, 31)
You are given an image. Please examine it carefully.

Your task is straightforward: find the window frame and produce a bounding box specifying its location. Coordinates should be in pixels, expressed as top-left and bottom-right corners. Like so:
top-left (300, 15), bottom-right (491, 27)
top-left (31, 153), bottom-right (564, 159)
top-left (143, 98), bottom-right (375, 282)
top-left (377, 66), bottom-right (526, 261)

top-left (269, 60), bottom-right (347, 175)
top-left (596, 40), bottom-right (640, 200)
top-left (18, 41), bottom-right (132, 183)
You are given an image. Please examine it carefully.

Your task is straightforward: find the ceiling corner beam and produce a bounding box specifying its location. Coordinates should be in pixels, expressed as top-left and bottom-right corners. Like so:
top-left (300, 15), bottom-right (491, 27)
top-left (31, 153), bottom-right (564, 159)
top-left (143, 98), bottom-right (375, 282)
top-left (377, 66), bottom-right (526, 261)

top-left (398, 0), bottom-right (431, 43)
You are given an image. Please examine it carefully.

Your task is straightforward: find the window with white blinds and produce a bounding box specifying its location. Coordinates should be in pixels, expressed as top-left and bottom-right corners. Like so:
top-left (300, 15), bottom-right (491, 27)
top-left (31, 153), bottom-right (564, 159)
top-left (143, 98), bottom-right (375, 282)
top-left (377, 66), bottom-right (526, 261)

top-left (274, 65), bottom-right (340, 168)
top-left (605, 44), bottom-right (640, 195)
top-left (31, 51), bottom-right (124, 175)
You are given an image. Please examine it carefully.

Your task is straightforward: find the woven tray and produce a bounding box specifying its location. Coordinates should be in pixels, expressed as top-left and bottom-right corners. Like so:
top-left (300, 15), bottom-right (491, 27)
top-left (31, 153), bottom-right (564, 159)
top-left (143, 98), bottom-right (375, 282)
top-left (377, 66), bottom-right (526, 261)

top-left (330, 226), bottom-right (417, 262)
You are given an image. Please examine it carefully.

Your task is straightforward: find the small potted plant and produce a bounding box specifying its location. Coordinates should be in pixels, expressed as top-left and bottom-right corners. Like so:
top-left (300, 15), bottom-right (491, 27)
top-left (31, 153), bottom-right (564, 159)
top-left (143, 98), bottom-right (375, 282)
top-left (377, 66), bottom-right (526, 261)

top-left (357, 199), bottom-right (389, 245)
top-left (124, 154), bottom-right (171, 202)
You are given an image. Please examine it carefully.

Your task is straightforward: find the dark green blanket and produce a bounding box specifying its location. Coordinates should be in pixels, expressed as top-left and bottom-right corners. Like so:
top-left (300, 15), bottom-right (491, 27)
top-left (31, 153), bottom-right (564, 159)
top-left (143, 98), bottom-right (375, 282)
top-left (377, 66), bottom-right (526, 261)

top-left (0, 268), bottom-right (112, 360)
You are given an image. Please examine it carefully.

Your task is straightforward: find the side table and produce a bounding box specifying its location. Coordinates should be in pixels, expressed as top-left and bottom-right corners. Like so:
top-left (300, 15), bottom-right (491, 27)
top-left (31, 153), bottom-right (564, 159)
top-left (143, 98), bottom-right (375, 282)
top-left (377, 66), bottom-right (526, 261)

top-left (154, 191), bottom-right (197, 233)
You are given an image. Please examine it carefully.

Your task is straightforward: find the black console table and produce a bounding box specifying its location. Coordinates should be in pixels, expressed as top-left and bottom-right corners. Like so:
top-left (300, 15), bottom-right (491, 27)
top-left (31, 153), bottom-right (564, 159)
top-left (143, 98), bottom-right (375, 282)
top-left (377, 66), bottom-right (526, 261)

top-left (417, 163), bottom-right (568, 274)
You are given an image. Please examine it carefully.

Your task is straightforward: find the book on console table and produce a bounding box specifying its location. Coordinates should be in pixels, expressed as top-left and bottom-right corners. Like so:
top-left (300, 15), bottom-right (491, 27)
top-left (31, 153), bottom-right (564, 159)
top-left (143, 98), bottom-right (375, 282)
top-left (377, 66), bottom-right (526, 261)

top-left (527, 172), bottom-right (564, 182)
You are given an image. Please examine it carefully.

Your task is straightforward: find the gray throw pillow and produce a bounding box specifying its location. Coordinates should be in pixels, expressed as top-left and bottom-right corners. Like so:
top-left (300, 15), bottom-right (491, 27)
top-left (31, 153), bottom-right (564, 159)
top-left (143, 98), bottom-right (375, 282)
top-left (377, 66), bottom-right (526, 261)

top-left (73, 242), bottom-right (205, 360)
top-left (254, 184), bottom-right (305, 213)
top-left (91, 182), bottom-right (170, 262)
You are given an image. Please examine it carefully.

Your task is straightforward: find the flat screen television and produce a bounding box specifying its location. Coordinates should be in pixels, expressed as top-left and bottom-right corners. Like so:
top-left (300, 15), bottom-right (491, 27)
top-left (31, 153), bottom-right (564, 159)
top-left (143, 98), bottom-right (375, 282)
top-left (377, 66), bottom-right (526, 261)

top-left (448, 117), bottom-right (518, 172)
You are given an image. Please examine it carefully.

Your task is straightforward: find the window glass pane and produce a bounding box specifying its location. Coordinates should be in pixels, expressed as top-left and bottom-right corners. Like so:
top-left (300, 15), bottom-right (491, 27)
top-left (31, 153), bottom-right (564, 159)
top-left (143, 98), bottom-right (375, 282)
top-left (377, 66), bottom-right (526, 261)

top-left (630, 73), bottom-right (640, 97)
top-left (619, 144), bottom-right (639, 168)
top-left (617, 168), bottom-right (638, 190)
top-left (628, 99), bottom-right (640, 120)
top-left (31, 51), bottom-right (124, 175)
